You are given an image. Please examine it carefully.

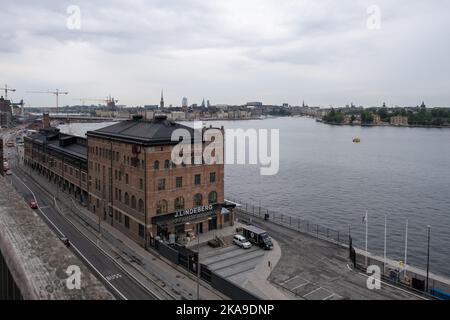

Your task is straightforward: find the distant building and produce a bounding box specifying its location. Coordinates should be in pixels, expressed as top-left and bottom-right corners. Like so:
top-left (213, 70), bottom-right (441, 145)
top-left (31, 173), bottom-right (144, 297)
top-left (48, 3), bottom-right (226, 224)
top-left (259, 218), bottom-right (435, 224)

top-left (160, 91), bottom-right (165, 109)
top-left (0, 96), bottom-right (12, 127)
top-left (372, 114), bottom-right (382, 125)
top-left (182, 97), bottom-right (188, 108)
top-left (390, 115), bottom-right (409, 126)
top-left (246, 102), bottom-right (263, 107)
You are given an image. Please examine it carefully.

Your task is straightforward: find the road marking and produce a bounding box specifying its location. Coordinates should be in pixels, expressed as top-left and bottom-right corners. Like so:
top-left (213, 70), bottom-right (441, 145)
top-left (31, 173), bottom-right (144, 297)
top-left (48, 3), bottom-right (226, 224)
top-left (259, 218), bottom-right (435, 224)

top-left (303, 286), bottom-right (323, 298)
top-left (291, 280), bottom-right (310, 291)
top-left (281, 275), bottom-right (299, 286)
top-left (12, 172), bottom-right (128, 300)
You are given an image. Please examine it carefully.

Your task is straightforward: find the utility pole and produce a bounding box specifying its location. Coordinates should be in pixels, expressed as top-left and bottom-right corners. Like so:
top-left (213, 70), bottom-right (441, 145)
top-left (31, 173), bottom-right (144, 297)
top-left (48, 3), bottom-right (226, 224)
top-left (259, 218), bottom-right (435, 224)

top-left (2, 84), bottom-right (16, 99)
top-left (426, 225), bottom-right (431, 293)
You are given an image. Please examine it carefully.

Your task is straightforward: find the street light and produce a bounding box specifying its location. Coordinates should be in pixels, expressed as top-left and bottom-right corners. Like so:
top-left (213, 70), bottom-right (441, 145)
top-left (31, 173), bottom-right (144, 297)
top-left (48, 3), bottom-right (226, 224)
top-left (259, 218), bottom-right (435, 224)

top-left (185, 221), bottom-right (201, 300)
top-left (426, 225), bottom-right (431, 293)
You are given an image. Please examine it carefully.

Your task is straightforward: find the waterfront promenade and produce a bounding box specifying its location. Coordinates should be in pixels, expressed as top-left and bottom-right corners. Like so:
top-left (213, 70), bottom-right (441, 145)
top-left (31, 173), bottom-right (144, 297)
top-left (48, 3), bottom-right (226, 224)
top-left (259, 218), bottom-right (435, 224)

top-left (233, 206), bottom-right (447, 300)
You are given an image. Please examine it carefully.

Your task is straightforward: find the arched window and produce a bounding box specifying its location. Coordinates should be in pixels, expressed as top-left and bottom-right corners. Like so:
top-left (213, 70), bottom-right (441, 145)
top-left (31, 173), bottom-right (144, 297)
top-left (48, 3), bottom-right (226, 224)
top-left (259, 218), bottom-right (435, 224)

top-left (194, 193), bottom-right (203, 206)
top-left (164, 160), bottom-right (170, 169)
top-left (154, 160), bottom-right (160, 170)
top-left (138, 199), bottom-right (144, 213)
top-left (208, 191), bottom-right (217, 204)
top-left (131, 195), bottom-right (136, 209)
top-left (156, 200), bottom-right (168, 214)
top-left (175, 197), bottom-right (185, 210)
top-left (124, 192), bottom-right (130, 205)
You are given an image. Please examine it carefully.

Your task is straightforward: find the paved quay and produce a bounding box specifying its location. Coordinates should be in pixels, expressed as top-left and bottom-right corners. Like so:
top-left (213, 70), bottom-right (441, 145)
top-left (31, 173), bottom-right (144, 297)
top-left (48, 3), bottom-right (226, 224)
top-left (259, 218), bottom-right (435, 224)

top-left (189, 224), bottom-right (294, 299)
top-left (235, 211), bottom-right (429, 300)
top-left (0, 175), bottom-right (114, 300)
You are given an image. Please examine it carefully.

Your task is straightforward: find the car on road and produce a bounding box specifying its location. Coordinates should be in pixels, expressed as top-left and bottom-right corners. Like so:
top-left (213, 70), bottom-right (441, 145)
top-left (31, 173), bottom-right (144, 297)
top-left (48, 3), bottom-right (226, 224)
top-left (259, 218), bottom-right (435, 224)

top-left (59, 237), bottom-right (71, 247)
top-left (29, 201), bottom-right (38, 209)
top-left (233, 234), bottom-right (252, 249)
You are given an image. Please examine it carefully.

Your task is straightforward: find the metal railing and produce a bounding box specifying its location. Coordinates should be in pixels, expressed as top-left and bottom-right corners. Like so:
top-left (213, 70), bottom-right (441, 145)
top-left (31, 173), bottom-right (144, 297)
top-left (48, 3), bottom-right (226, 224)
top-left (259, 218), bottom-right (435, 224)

top-left (227, 197), bottom-right (349, 248)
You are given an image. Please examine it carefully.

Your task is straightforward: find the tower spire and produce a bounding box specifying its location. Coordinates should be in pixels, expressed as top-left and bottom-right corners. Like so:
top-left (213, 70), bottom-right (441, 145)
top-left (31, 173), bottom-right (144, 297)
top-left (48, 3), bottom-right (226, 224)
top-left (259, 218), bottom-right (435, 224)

top-left (160, 90), bottom-right (164, 109)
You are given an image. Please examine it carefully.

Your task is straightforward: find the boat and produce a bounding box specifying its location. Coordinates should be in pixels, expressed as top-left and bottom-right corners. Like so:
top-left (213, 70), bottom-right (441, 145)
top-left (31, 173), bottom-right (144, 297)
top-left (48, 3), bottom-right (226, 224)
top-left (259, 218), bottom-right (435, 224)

top-left (353, 137), bottom-right (361, 143)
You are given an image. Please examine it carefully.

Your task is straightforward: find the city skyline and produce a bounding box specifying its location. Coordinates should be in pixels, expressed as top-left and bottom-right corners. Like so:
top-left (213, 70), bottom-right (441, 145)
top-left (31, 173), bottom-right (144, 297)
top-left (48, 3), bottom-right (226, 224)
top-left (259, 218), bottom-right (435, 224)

top-left (2, 1), bottom-right (450, 107)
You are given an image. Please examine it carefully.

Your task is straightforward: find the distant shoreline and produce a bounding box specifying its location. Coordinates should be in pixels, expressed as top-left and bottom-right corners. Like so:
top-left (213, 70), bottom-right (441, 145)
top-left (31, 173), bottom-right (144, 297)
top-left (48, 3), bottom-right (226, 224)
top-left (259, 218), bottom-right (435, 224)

top-left (318, 119), bottom-right (450, 129)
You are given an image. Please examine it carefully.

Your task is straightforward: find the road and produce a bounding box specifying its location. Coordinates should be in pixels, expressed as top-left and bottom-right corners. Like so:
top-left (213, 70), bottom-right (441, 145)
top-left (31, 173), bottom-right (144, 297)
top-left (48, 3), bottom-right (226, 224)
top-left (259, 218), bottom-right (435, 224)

top-left (2, 129), bottom-right (164, 300)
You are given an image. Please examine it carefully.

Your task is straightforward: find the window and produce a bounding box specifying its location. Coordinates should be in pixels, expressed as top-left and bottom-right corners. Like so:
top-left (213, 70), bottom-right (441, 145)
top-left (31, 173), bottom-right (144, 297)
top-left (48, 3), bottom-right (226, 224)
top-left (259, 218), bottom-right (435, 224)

top-left (164, 160), bottom-right (170, 169)
top-left (140, 179), bottom-right (143, 190)
top-left (154, 160), bottom-right (160, 170)
top-left (194, 174), bottom-right (201, 185)
top-left (115, 170), bottom-right (118, 180)
top-left (82, 173), bottom-right (86, 182)
top-left (118, 189), bottom-right (122, 202)
top-left (175, 197), bottom-right (185, 210)
top-left (115, 188), bottom-right (118, 200)
top-left (124, 216), bottom-right (130, 229)
top-left (157, 179), bottom-right (165, 191)
top-left (176, 177), bottom-right (183, 188)
top-left (210, 172), bottom-right (216, 183)
top-left (194, 193), bottom-right (203, 206)
top-left (156, 200), bottom-right (168, 214)
top-left (139, 224), bottom-right (145, 238)
top-left (125, 174), bottom-right (129, 184)
top-left (138, 199), bottom-right (144, 213)
top-left (131, 196), bottom-right (136, 209)
top-left (118, 212), bottom-right (122, 223)
top-left (208, 191), bottom-right (217, 204)
top-left (124, 192), bottom-right (130, 205)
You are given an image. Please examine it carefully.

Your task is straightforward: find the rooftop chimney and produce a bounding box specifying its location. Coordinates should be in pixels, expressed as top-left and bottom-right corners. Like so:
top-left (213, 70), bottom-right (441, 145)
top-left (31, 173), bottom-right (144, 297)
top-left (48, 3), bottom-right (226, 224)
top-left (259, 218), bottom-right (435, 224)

top-left (42, 112), bottom-right (50, 129)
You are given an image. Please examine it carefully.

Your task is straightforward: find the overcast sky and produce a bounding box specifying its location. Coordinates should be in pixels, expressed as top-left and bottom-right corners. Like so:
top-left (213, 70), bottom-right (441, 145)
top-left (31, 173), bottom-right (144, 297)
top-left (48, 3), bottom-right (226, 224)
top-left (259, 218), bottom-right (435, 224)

top-left (1, 0), bottom-right (450, 108)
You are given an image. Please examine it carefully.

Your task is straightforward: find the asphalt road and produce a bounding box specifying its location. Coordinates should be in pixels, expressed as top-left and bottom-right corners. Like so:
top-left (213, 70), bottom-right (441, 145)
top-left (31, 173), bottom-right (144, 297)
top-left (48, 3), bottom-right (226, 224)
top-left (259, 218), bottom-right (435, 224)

top-left (3, 133), bottom-right (160, 300)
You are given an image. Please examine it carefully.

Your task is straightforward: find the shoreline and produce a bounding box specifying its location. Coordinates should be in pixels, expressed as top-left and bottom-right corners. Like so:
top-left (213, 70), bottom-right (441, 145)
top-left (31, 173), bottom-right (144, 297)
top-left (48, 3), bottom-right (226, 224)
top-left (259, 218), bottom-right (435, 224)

top-left (318, 119), bottom-right (450, 129)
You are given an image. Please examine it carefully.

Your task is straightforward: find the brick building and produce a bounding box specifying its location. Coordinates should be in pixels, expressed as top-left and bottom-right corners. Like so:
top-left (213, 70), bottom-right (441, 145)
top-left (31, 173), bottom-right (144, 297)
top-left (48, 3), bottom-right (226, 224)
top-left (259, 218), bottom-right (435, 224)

top-left (390, 115), bottom-right (409, 126)
top-left (24, 114), bottom-right (234, 247)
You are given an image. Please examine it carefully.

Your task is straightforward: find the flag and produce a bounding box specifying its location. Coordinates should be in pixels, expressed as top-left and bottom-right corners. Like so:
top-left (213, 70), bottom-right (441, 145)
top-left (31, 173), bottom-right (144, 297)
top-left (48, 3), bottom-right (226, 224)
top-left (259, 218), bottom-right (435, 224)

top-left (362, 211), bottom-right (368, 224)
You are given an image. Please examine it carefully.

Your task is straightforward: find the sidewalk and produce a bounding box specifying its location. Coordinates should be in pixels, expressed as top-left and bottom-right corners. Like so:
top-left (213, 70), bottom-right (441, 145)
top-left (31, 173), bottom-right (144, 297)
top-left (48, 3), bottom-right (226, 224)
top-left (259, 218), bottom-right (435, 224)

top-left (17, 164), bottom-right (225, 300)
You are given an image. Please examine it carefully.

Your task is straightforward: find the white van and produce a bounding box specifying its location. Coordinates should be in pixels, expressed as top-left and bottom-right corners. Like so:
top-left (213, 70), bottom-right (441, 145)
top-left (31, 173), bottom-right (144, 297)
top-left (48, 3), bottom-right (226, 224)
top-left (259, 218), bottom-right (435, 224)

top-left (233, 234), bottom-right (252, 249)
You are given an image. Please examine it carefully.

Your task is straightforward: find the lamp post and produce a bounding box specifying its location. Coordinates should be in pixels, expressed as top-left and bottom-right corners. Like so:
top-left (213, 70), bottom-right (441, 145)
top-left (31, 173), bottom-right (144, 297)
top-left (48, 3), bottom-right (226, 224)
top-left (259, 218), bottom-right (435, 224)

top-left (185, 221), bottom-right (201, 300)
top-left (426, 225), bottom-right (431, 293)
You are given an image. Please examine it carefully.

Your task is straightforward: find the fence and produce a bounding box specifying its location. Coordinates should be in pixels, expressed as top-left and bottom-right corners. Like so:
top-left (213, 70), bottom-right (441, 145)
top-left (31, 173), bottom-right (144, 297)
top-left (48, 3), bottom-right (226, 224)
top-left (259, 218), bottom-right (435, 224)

top-left (228, 197), bottom-right (349, 248)
top-left (148, 237), bottom-right (260, 300)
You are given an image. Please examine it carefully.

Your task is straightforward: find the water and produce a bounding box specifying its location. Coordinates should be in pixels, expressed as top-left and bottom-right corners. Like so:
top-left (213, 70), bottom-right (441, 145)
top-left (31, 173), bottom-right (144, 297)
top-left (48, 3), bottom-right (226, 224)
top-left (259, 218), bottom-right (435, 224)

top-left (59, 117), bottom-right (450, 277)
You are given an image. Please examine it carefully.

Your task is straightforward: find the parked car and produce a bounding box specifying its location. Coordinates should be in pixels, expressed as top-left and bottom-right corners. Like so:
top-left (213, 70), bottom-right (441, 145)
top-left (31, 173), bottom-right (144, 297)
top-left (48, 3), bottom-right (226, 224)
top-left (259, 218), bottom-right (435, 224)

top-left (242, 225), bottom-right (273, 250)
top-left (29, 201), bottom-right (38, 209)
top-left (5, 169), bottom-right (12, 175)
top-left (233, 234), bottom-right (252, 249)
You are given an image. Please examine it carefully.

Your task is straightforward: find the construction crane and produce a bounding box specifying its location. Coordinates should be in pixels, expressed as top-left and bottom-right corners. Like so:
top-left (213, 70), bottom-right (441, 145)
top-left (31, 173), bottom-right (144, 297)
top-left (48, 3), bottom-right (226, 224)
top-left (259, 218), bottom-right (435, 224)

top-left (26, 89), bottom-right (69, 114)
top-left (73, 95), bottom-right (118, 108)
top-left (2, 84), bottom-right (16, 100)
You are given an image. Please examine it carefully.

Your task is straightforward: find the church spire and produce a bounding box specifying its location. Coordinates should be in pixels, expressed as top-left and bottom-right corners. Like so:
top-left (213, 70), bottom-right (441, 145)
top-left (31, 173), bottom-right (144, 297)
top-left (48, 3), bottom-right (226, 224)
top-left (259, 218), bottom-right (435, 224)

top-left (160, 90), bottom-right (164, 108)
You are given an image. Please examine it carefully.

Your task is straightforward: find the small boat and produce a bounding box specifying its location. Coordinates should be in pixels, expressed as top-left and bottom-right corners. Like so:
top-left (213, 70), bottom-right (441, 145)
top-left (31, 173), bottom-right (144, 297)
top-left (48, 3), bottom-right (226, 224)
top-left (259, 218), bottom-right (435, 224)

top-left (353, 137), bottom-right (361, 143)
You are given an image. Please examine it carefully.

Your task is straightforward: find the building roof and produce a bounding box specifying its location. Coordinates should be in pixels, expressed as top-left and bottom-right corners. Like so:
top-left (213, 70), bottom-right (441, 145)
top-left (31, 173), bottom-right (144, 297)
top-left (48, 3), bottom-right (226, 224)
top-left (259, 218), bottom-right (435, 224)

top-left (25, 128), bottom-right (87, 161)
top-left (87, 115), bottom-right (196, 146)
